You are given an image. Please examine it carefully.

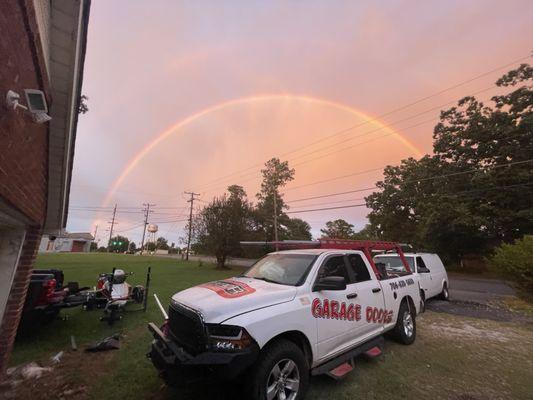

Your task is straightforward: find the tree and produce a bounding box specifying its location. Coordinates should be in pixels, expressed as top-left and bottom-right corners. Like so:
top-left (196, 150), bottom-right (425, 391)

top-left (321, 219), bottom-right (357, 239)
top-left (156, 236), bottom-right (169, 250)
top-left (193, 186), bottom-right (254, 269)
top-left (108, 235), bottom-right (130, 253)
top-left (283, 218), bottom-right (312, 240)
top-left (353, 224), bottom-right (378, 240)
top-left (488, 235), bottom-right (533, 291)
top-left (366, 64), bottom-right (533, 261)
top-left (78, 94), bottom-right (89, 114)
top-left (128, 242), bottom-right (137, 252)
top-left (256, 158), bottom-right (295, 242)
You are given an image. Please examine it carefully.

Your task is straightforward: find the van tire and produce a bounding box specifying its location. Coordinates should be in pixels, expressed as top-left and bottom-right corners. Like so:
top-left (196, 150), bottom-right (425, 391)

top-left (439, 283), bottom-right (450, 301)
top-left (392, 300), bottom-right (416, 345)
top-left (245, 339), bottom-right (309, 400)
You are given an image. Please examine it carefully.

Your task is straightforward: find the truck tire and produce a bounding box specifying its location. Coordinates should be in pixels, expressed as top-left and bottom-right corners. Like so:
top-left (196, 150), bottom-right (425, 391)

top-left (245, 339), bottom-right (309, 400)
top-left (439, 282), bottom-right (450, 301)
top-left (392, 300), bottom-right (416, 345)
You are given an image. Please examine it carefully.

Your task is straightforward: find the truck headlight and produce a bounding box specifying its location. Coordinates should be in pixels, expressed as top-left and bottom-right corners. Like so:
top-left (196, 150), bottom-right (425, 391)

top-left (206, 324), bottom-right (254, 351)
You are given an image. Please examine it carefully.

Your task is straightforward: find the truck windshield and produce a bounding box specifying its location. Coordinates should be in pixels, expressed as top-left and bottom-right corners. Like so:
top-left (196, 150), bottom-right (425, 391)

top-left (243, 254), bottom-right (317, 286)
top-left (374, 255), bottom-right (414, 273)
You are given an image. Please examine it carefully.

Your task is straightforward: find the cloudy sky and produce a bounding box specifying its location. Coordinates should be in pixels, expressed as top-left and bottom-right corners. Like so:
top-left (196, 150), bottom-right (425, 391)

top-left (68, 0), bottom-right (533, 246)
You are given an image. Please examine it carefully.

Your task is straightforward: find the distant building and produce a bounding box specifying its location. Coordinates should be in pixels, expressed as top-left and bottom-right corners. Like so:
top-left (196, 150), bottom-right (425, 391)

top-left (39, 232), bottom-right (94, 253)
top-left (0, 0), bottom-right (91, 377)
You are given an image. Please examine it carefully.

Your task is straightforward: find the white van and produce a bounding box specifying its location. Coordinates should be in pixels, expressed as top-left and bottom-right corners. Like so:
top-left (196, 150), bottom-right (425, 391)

top-left (374, 253), bottom-right (449, 303)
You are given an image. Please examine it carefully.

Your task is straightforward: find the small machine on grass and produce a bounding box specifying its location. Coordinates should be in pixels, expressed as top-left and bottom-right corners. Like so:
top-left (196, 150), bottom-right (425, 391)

top-left (84, 267), bottom-right (151, 325)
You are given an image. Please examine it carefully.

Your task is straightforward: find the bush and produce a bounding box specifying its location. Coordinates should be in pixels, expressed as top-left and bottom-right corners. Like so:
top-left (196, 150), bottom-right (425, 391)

top-left (488, 236), bottom-right (533, 291)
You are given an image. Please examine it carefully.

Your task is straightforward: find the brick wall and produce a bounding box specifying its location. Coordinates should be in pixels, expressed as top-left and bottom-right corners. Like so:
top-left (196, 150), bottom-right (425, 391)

top-left (0, 226), bottom-right (41, 374)
top-left (0, 0), bottom-right (49, 377)
top-left (0, 0), bottom-right (49, 225)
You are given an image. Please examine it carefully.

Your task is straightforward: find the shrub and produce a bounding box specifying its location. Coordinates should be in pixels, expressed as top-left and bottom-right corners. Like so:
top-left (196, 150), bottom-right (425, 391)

top-left (488, 235), bottom-right (533, 291)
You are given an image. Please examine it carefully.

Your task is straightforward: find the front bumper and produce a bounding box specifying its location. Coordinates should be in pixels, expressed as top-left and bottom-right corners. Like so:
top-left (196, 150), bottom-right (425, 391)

top-left (147, 322), bottom-right (259, 386)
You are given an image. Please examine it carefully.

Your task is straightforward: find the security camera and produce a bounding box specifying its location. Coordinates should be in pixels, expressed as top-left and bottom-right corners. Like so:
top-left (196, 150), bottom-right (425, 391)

top-left (5, 89), bottom-right (51, 123)
top-left (5, 90), bottom-right (28, 111)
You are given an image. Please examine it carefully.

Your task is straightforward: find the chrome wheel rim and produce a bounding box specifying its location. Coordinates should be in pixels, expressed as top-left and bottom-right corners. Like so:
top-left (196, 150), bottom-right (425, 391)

top-left (266, 358), bottom-right (300, 400)
top-left (443, 286), bottom-right (449, 299)
top-left (403, 311), bottom-right (414, 337)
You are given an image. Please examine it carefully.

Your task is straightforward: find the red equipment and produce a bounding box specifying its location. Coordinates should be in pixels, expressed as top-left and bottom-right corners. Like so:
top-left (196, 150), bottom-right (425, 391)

top-left (240, 238), bottom-right (412, 279)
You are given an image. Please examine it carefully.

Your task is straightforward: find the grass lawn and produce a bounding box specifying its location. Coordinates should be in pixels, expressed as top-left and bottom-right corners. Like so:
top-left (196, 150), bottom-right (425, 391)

top-left (8, 253), bottom-right (533, 400)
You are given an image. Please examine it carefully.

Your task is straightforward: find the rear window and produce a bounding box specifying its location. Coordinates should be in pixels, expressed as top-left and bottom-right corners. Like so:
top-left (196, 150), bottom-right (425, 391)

top-left (374, 255), bottom-right (414, 274)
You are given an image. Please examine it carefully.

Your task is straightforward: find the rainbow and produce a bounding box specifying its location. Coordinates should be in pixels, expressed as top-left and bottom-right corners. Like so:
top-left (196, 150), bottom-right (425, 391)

top-left (100, 94), bottom-right (423, 209)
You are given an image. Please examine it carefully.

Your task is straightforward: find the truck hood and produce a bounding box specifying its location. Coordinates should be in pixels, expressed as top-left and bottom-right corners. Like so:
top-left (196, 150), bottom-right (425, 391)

top-left (170, 277), bottom-right (297, 323)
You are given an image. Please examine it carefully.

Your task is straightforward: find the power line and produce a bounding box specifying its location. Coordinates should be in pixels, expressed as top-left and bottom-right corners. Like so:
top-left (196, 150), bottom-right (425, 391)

top-left (285, 181), bottom-right (533, 215)
top-left (199, 83), bottom-right (499, 195)
top-left (194, 54), bottom-right (530, 190)
top-left (285, 158), bottom-right (533, 202)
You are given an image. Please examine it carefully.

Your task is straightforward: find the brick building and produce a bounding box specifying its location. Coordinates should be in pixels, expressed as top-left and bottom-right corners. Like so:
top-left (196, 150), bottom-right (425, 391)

top-left (0, 0), bottom-right (90, 375)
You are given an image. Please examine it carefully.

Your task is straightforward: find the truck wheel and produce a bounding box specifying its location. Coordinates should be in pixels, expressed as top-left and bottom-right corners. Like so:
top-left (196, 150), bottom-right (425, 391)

top-left (246, 339), bottom-right (308, 400)
top-left (439, 283), bottom-right (450, 301)
top-left (392, 300), bottom-right (416, 345)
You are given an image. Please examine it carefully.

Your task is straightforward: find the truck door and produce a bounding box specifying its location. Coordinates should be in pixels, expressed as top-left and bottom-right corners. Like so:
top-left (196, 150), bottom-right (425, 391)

top-left (344, 253), bottom-right (385, 340)
top-left (312, 254), bottom-right (353, 360)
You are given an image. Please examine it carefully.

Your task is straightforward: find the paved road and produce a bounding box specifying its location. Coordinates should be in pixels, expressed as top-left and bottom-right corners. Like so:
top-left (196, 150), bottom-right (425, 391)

top-left (448, 274), bottom-right (515, 303)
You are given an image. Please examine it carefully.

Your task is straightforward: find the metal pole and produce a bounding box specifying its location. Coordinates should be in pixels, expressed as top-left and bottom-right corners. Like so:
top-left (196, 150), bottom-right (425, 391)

top-left (273, 193), bottom-right (279, 251)
top-left (107, 204), bottom-right (117, 252)
top-left (185, 192), bottom-right (199, 261)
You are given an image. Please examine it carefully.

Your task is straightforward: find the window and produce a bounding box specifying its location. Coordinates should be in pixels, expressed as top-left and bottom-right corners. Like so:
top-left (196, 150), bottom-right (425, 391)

top-left (243, 253), bottom-right (317, 286)
top-left (346, 254), bottom-right (371, 283)
top-left (373, 255), bottom-right (412, 275)
top-left (316, 256), bottom-right (349, 282)
top-left (416, 257), bottom-right (429, 272)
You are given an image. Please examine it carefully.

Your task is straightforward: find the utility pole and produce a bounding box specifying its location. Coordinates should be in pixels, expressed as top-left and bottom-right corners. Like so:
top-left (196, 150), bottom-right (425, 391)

top-left (141, 203), bottom-right (155, 254)
top-left (273, 192), bottom-right (279, 251)
top-left (185, 191), bottom-right (200, 261)
top-left (92, 224), bottom-right (98, 251)
top-left (107, 204), bottom-right (117, 252)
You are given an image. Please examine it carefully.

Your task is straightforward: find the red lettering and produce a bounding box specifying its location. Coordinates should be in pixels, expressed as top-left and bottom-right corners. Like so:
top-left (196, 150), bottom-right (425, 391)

top-left (372, 308), bottom-right (379, 322)
top-left (312, 298), bottom-right (322, 318)
top-left (355, 304), bottom-right (361, 321)
top-left (331, 301), bottom-right (339, 319)
top-left (377, 309), bottom-right (384, 323)
top-left (323, 299), bottom-right (330, 319)
top-left (347, 304), bottom-right (354, 321)
top-left (339, 302), bottom-right (347, 320)
top-left (366, 307), bottom-right (373, 322)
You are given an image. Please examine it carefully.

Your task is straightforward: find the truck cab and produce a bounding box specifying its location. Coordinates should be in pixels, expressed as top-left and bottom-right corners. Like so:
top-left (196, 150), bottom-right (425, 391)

top-left (148, 240), bottom-right (421, 400)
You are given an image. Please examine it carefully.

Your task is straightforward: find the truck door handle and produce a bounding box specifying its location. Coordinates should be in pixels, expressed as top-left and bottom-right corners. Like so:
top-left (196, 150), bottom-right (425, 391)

top-left (372, 288), bottom-right (381, 293)
top-left (346, 293), bottom-right (358, 299)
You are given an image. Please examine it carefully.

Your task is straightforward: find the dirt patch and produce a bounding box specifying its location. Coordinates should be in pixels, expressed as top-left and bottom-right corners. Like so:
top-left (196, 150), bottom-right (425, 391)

top-left (426, 320), bottom-right (522, 343)
top-left (0, 346), bottom-right (117, 400)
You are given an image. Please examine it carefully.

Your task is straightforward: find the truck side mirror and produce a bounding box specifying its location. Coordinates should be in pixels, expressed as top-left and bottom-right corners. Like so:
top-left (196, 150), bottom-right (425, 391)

top-left (313, 276), bottom-right (346, 292)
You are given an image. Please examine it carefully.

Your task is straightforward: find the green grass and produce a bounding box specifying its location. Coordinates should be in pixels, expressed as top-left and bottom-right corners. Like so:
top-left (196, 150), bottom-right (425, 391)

top-left (9, 254), bottom-right (533, 400)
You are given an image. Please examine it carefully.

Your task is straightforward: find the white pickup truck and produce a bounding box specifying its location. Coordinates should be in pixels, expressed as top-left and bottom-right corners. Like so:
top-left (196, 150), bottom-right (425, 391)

top-left (148, 240), bottom-right (422, 400)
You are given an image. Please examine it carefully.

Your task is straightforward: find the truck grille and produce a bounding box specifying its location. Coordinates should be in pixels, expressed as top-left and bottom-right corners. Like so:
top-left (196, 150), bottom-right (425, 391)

top-left (168, 302), bottom-right (207, 355)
